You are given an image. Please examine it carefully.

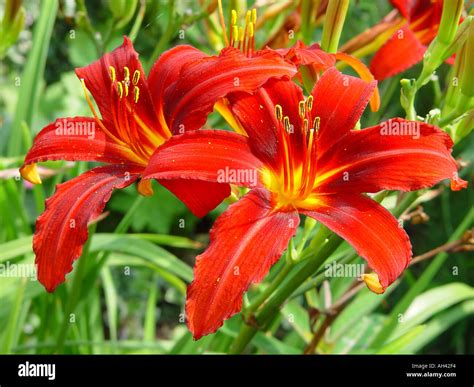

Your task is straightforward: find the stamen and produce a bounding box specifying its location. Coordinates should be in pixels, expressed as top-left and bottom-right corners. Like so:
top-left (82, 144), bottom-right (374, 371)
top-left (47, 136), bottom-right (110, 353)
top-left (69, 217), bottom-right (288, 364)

top-left (123, 80), bottom-right (129, 97)
top-left (300, 128), bottom-right (315, 197)
top-left (251, 8), bottom-right (257, 24)
top-left (313, 116), bottom-right (320, 131)
top-left (298, 100), bottom-right (306, 118)
top-left (232, 25), bottom-right (239, 46)
top-left (306, 95), bottom-right (313, 111)
top-left (109, 66), bottom-right (116, 82)
top-left (116, 82), bottom-right (123, 98)
top-left (303, 118), bottom-right (309, 132)
top-left (123, 66), bottom-right (130, 83)
top-left (80, 79), bottom-right (125, 145)
top-left (306, 129), bottom-right (315, 156)
top-left (238, 26), bottom-right (244, 49)
top-left (249, 22), bottom-right (254, 38)
top-left (275, 104), bottom-right (283, 121)
top-left (217, 0), bottom-right (229, 46)
top-left (133, 86), bottom-right (140, 103)
top-left (231, 9), bottom-right (237, 25)
top-left (283, 116), bottom-right (291, 133)
top-left (132, 70), bottom-right (140, 85)
top-left (245, 10), bottom-right (251, 24)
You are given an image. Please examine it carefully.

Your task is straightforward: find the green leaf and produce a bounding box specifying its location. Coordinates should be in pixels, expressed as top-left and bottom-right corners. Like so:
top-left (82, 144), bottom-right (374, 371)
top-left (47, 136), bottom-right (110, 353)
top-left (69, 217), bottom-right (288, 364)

top-left (100, 267), bottom-right (118, 345)
top-left (0, 236), bottom-right (33, 263)
top-left (401, 301), bottom-right (474, 353)
top-left (281, 299), bottom-right (311, 343)
top-left (90, 234), bottom-right (193, 282)
top-left (8, 0), bottom-right (58, 156)
top-left (391, 283), bottom-right (474, 340)
top-left (375, 325), bottom-right (426, 354)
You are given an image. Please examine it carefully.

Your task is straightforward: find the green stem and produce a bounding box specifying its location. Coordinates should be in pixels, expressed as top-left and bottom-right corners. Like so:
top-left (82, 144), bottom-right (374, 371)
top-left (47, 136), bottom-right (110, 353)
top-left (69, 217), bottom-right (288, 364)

top-left (320, 0), bottom-right (350, 53)
top-left (147, 0), bottom-right (176, 70)
top-left (76, 0), bottom-right (103, 55)
top-left (129, 0), bottom-right (146, 42)
top-left (244, 259), bottom-right (294, 316)
top-left (300, 0), bottom-right (313, 44)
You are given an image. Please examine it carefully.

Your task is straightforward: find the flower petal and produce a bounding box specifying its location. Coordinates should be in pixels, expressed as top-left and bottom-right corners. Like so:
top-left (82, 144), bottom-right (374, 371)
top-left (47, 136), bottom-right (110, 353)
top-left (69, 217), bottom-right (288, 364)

top-left (310, 67), bottom-right (376, 154)
top-left (163, 47), bottom-right (297, 134)
top-left (315, 118), bottom-right (463, 193)
top-left (301, 193), bottom-right (411, 291)
top-left (276, 41), bottom-right (336, 70)
top-left (21, 117), bottom-right (144, 176)
top-left (334, 52), bottom-right (381, 111)
top-left (75, 36), bottom-right (166, 145)
top-left (370, 25), bottom-right (426, 80)
top-left (142, 130), bottom-right (264, 188)
top-left (148, 45), bottom-right (207, 133)
top-left (34, 165), bottom-right (140, 292)
top-left (228, 78), bottom-right (305, 168)
top-left (159, 179), bottom-right (230, 218)
top-left (187, 189), bottom-right (299, 339)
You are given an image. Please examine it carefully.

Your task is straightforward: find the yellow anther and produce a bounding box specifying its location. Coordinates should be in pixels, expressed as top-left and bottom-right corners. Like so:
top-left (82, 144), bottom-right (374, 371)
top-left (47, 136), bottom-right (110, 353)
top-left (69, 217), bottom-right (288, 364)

top-left (361, 273), bottom-right (385, 294)
top-left (132, 70), bottom-right (140, 85)
top-left (284, 116), bottom-right (291, 133)
top-left (251, 8), bottom-right (257, 24)
top-left (134, 86), bottom-right (140, 103)
top-left (306, 95), bottom-right (313, 111)
top-left (275, 104), bottom-right (283, 121)
top-left (109, 66), bottom-right (116, 82)
top-left (303, 118), bottom-right (309, 132)
top-left (298, 100), bottom-right (306, 118)
top-left (123, 81), bottom-right (129, 97)
top-left (20, 163), bottom-right (42, 185)
top-left (239, 26), bottom-right (244, 42)
top-left (245, 10), bottom-right (251, 24)
top-left (313, 116), bottom-right (320, 131)
top-left (231, 9), bottom-right (237, 25)
top-left (249, 22), bottom-right (254, 38)
top-left (123, 66), bottom-right (130, 82)
top-left (233, 25), bottom-right (239, 42)
top-left (116, 82), bottom-right (123, 98)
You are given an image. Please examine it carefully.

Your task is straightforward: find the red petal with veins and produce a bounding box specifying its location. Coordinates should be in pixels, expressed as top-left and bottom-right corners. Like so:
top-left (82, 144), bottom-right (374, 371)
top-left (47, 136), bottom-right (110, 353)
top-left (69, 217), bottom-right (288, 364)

top-left (228, 78), bottom-right (305, 169)
top-left (35, 165), bottom-right (140, 292)
top-left (163, 47), bottom-right (297, 134)
top-left (159, 179), bottom-right (230, 218)
top-left (187, 189), bottom-right (299, 339)
top-left (276, 41), bottom-right (336, 70)
top-left (301, 193), bottom-right (411, 290)
top-left (75, 36), bottom-right (166, 144)
top-left (143, 130), bottom-right (264, 188)
top-left (370, 25), bottom-right (426, 80)
top-left (148, 45), bottom-right (207, 134)
top-left (310, 67), bottom-right (376, 153)
top-left (21, 117), bottom-right (144, 169)
top-left (316, 118), bottom-right (462, 193)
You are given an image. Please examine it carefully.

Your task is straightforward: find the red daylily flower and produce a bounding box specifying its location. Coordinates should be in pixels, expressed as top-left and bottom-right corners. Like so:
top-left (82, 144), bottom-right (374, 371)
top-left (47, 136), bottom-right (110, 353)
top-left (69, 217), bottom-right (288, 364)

top-left (20, 37), bottom-right (297, 292)
top-left (370, 0), bottom-right (453, 80)
top-left (212, 7), bottom-right (380, 119)
top-left (142, 68), bottom-right (466, 339)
